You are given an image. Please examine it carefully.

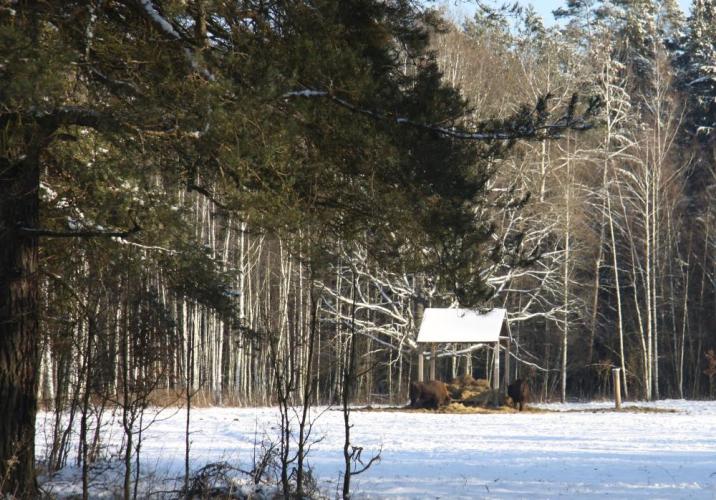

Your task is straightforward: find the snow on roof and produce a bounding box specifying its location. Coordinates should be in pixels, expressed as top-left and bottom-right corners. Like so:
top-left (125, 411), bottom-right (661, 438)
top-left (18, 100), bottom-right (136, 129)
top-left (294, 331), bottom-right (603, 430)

top-left (416, 308), bottom-right (506, 343)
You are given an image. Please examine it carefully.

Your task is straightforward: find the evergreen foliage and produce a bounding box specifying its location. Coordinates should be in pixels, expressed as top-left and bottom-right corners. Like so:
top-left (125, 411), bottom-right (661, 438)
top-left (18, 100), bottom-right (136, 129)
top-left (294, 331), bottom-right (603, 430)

top-left (0, 1), bottom-right (714, 496)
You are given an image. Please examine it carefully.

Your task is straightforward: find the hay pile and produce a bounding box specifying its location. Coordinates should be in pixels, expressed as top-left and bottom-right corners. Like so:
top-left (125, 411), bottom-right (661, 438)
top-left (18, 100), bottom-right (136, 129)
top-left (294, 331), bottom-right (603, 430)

top-left (447, 374), bottom-right (507, 407)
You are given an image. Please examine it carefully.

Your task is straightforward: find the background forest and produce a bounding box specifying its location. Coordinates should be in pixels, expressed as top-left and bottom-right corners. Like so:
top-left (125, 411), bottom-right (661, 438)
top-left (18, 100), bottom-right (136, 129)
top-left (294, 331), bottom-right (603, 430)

top-left (1, 0), bottom-right (714, 497)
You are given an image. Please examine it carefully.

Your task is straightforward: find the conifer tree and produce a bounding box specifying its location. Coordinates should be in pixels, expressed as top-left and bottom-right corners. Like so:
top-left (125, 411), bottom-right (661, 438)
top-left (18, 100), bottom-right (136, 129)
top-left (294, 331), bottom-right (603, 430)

top-left (677, 0), bottom-right (716, 146)
top-left (0, 2), bottom-right (595, 494)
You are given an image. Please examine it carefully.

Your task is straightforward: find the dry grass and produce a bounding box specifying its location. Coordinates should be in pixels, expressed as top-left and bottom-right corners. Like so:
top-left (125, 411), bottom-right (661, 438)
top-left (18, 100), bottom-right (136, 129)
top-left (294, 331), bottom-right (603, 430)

top-left (353, 403), bottom-right (676, 415)
top-left (37, 389), bottom-right (264, 410)
top-left (146, 389), bottom-right (261, 408)
top-left (354, 402), bottom-right (548, 414)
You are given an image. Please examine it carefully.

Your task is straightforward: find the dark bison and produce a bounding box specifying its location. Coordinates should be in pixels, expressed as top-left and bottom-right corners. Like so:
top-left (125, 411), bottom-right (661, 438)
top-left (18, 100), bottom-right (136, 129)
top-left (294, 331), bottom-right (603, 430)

top-left (409, 380), bottom-right (451, 409)
top-left (508, 379), bottom-right (530, 411)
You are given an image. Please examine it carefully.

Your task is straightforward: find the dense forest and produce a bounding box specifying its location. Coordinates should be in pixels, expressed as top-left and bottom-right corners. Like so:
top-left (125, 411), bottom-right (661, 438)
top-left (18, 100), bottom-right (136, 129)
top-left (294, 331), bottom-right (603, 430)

top-left (1, 0), bottom-right (714, 497)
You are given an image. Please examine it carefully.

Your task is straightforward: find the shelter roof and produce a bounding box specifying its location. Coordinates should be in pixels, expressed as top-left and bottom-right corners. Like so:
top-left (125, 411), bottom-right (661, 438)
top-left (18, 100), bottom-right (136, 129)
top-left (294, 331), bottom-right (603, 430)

top-left (416, 308), bottom-right (506, 343)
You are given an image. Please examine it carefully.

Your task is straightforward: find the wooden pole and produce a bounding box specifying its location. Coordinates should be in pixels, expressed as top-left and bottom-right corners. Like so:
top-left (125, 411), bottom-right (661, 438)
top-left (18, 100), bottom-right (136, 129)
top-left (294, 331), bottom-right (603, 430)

top-left (504, 333), bottom-right (512, 393)
top-left (430, 344), bottom-right (436, 380)
top-left (613, 368), bottom-right (622, 410)
top-left (492, 342), bottom-right (500, 406)
top-left (492, 342), bottom-right (500, 389)
top-left (417, 349), bottom-right (424, 382)
top-left (464, 344), bottom-right (471, 377)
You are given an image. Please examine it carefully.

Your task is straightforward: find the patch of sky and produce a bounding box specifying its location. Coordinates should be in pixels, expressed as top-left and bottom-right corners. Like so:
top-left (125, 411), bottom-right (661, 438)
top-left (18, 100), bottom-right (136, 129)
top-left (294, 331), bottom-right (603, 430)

top-left (429, 0), bottom-right (692, 26)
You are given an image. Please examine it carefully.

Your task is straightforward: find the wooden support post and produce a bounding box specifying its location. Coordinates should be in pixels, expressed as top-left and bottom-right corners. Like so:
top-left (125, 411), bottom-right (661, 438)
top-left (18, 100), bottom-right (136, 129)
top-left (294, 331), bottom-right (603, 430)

top-left (492, 342), bottom-right (500, 390)
top-left (452, 349), bottom-right (457, 380)
top-left (464, 344), bottom-right (472, 377)
top-left (504, 335), bottom-right (511, 393)
top-left (613, 368), bottom-right (622, 410)
top-left (417, 350), bottom-right (424, 382)
top-left (492, 342), bottom-right (500, 405)
top-left (430, 344), bottom-right (436, 380)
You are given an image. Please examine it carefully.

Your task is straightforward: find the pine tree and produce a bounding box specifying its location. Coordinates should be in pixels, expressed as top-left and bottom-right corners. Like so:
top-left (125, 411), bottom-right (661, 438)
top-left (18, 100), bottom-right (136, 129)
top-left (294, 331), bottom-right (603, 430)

top-left (677, 0), bottom-right (716, 144)
top-left (0, 3), bottom-right (219, 493)
top-left (673, 0), bottom-right (716, 396)
top-left (0, 2), bottom-right (596, 494)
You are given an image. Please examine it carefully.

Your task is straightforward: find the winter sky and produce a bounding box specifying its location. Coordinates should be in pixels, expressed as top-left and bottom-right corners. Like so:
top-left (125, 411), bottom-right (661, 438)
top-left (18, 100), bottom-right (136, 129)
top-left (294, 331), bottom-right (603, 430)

top-left (439, 0), bottom-right (693, 25)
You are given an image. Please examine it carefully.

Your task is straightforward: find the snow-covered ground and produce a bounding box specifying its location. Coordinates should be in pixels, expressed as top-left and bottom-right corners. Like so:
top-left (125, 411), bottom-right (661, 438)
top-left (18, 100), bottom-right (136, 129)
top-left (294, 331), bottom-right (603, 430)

top-left (37, 400), bottom-right (716, 498)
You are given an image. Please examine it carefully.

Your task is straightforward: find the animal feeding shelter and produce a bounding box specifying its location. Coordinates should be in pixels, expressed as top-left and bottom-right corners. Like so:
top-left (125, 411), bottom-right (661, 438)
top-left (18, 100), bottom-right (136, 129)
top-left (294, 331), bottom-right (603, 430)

top-left (416, 308), bottom-right (512, 392)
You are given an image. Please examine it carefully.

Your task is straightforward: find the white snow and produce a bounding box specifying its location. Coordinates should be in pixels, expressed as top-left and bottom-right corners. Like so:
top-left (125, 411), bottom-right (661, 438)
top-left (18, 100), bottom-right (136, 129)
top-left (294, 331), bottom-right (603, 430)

top-left (39, 182), bottom-right (58, 201)
top-left (417, 308), bottom-right (505, 343)
top-left (138, 0), bottom-right (213, 80)
top-left (283, 89), bottom-right (329, 98)
top-left (140, 0), bottom-right (180, 40)
top-left (37, 400), bottom-right (716, 498)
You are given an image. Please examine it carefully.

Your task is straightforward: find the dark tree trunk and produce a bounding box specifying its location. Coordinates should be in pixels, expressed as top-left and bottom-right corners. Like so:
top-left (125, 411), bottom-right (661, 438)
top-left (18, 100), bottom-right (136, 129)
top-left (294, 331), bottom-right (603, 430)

top-left (0, 154), bottom-right (40, 497)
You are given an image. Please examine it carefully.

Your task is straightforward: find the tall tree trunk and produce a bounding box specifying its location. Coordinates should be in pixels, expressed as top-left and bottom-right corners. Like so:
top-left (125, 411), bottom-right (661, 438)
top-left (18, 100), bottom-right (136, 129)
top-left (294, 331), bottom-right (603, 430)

top-left (0, 156), bottom-right (40, 497)
top-left (644, 162), bottom-right (654, 401)
top-left (296, 276), bottom-right (318, 497)
top-left (342, 272), bottom-right (358, 499)
top-left (588, 215), bottom-right (605, 373)
top-left (607, 194), bottom-right (628, 399)
top-left (679, 244), bottom-right (690, 399)
top-left (562, 224), bottom-right (569, 404)
top-left (561, 136), bottom-right (571, 404)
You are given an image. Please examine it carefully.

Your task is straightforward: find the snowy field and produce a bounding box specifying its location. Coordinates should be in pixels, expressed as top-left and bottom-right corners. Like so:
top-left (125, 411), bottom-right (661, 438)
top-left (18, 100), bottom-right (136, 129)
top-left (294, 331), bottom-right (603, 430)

top-left (38, 400), bottom-right (716, 498)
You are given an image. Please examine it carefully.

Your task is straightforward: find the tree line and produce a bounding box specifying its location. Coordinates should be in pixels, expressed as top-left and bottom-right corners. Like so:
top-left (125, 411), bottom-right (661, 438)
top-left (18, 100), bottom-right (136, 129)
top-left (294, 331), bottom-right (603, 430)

top-left (424, 0), bottom-right (715, 403)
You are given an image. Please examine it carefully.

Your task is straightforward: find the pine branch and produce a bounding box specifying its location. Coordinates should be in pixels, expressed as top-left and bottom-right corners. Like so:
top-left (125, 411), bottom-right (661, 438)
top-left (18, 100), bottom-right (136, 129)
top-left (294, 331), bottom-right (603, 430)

top-left (283, 89), bottom-right (599, 141)
top-left (17, 221), bottom-right (141, 239)
top-left (0, 106), bottom-right (179, 141)
top-left (0, 107), bottom-right (115, 133)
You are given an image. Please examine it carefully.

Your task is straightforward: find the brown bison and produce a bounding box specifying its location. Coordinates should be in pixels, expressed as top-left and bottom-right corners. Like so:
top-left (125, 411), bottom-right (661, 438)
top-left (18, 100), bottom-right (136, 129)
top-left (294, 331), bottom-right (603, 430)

top-left (409, 380), bottom-right (451, 409)
top-left (508, 379), bottom-right (530, 411)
